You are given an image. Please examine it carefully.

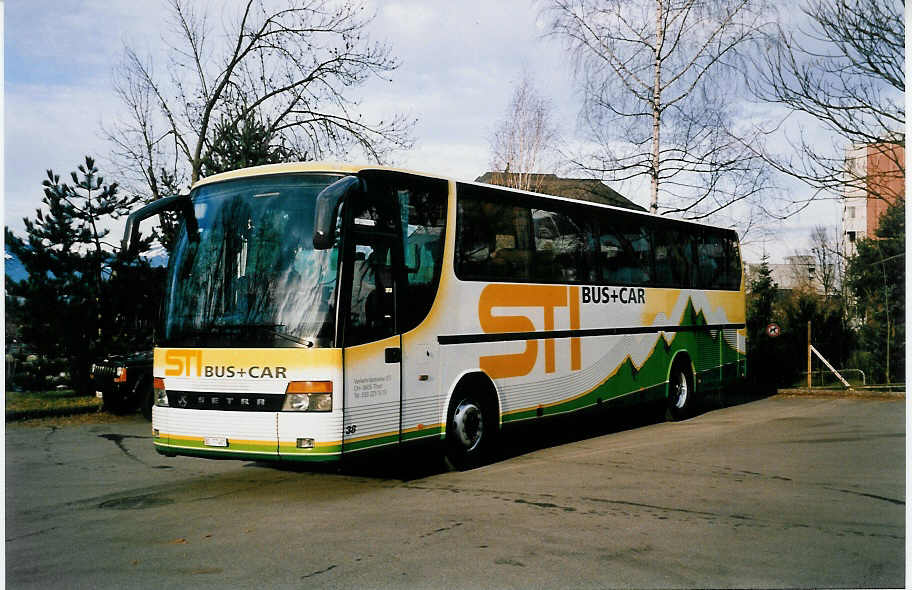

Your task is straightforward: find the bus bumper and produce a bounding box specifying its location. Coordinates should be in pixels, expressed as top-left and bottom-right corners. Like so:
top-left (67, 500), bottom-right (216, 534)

top-left (152, 406), bottom-right (343, 463)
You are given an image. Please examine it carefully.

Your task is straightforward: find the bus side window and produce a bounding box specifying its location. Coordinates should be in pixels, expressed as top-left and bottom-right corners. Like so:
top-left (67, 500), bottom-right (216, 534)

top-left (696, 230), bottom-right (741, 290)
top-left (397, 179), bottom-right (447, 332)
top-left (723, 232), bottom-right (742, 290)
top-left (456, 189), bottom-right (533, 282)
top-left (600, 212), bottom-right (652, 286)
top-left (346, 242), bottom-right (397, 347)
top-left (698, 231), bottom-right (724, 289)
top-left (653, 223), bottom-right (696, 288)
top-left (532, 207), bottom-right (596, 283)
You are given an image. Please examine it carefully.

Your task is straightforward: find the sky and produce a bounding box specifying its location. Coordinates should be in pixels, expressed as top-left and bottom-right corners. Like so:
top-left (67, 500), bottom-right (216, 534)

top-left (4, 0), bottom-right (847, 264)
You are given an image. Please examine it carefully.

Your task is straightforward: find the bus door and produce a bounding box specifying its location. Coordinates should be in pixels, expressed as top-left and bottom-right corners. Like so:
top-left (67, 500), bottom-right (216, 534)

top-left (340, 217), bottom-right (404, 455)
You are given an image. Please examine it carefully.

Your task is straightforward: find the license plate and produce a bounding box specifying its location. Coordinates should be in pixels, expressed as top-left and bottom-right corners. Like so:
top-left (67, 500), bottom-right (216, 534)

top-left (204, 437), bottom-right (228, 448)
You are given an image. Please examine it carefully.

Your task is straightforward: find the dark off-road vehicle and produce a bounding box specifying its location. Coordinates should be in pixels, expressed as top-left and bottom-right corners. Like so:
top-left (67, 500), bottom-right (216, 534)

top-left (90, 351), bottom-right (154, 420)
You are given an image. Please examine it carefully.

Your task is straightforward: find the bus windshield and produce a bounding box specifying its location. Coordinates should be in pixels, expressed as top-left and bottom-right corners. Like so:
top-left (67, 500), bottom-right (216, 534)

top-left (162, 173), bottom-right (344, 348)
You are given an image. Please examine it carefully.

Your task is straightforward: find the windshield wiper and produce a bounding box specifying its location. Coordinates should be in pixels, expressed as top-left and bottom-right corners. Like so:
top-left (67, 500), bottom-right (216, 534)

top-left (197, 323), bottom-right (314, 348)
top-left (264, 328), bottom-right (314, 348)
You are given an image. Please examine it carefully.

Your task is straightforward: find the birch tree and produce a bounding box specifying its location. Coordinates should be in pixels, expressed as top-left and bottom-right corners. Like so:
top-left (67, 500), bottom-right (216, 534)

top-left (488, 74), bottom-right (561, 192)
top-left (107, 0), bottom-right (414, 203)
top-left (545, 0), bottom-right (771, 219)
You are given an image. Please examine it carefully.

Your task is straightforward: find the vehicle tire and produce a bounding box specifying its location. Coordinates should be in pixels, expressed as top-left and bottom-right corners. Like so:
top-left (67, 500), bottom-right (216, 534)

top-left (445, 392), bottom-right (496, 470)
top-left (665, 359), bottom-right (696, 421)
top-left (138, 376), bottom-right (154, 421)
top-left (101, 390), bottom-right (131, 415)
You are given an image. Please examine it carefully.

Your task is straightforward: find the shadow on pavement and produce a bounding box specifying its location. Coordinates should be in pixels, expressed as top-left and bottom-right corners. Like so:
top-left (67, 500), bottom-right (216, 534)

top-left (268, 383), bottom-right (780, 481)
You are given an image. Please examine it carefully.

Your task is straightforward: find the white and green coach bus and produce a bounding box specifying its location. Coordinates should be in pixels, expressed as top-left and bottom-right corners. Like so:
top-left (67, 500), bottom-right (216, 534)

top-left (124, 163), bottom-right (746, 468)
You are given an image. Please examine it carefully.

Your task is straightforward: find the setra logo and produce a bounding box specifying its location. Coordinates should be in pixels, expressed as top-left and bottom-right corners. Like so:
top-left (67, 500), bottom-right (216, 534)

top-left (478, 284), bottom-right (581, 379)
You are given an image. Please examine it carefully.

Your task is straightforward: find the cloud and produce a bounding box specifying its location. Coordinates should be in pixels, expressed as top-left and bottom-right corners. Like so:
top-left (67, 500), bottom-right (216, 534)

top-left (5, 83), bottom-right (125, 234)
top-left (4, 0), bottom-right (846, 264)
top-left (4, 0), bottom-right (168, 234)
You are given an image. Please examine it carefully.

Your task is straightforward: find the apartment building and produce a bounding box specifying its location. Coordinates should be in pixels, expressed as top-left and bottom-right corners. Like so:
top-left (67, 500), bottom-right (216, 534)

top-left (842, 142), bottom-right (904, 257)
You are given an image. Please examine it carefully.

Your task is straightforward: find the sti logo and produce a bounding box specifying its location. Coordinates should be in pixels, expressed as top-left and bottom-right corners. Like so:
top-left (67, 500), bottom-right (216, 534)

top-left (163, 350), bottom-right (288, 379)
top-left (164, 350), bottom-right (203, 377)
top-left (477, 284), bottom-right (581, 380)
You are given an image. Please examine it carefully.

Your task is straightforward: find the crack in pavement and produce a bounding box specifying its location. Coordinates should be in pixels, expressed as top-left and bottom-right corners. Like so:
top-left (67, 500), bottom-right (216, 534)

top-left (98, 433), bottom-right (151, 464)
top-left (301, 564), bottom-right (336, 579)
top-left (826, 487), bottom-right (904, 506)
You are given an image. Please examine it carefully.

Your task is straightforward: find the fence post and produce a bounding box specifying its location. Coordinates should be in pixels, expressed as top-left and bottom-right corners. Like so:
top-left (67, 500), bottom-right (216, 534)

top-left (807, 321), bottom-right (812, 389)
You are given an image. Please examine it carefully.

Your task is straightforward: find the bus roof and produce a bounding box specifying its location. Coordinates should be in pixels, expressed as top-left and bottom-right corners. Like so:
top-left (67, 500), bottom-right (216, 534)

top-left (190, 162), bottom-right (431, 190)
top-left (191, 162), bottom-right (737, 235)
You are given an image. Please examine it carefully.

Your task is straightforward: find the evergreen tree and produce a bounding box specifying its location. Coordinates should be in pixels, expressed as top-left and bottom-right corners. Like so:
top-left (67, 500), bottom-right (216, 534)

top-left (5, 158), bottom-right (149, 392)
top-left (201, 114), bottom-right (293, 177)
top-left (774, 286), bottom-right (854, 387)
top-left (746, 256), bottom-right (779, 385)
top-left (846, 200), bottom-right (905, 383)
top-left (153, 114), bottom-right (294, 253)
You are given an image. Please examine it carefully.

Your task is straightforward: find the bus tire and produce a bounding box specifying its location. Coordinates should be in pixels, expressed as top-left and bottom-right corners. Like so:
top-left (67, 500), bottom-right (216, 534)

top-left (666, 358), bottom-right (696, 421)
top-left (445, 390), bottom-right (496, 470)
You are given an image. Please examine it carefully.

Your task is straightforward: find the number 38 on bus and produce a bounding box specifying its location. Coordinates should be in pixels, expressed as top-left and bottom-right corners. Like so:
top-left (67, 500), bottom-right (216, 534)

top-left (123, 163), bottom-right (746, 468)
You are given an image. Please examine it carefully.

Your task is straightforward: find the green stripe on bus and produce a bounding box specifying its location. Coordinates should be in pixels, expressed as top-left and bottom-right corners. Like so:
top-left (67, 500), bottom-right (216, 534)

top-left (161, 438), bottom-right (277, 453)
top-left (338, 425), bottom-right (444, 453)
top-left (343, 431), bottom-right (400, 451)
top-left (281, 443), bottom-right (343, 455)
top-left (155, 442), bottom-right (341, 462)
top-left (501, 298), bottom-right (744, 422)
top-left (402, 426), bottom-right (444, 442)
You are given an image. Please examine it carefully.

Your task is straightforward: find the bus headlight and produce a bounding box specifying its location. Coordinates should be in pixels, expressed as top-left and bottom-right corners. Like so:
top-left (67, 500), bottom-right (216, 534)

top-left (153, 377), bottom-right (168, 407)
top-left (282, 381), bottom-right (332, 412)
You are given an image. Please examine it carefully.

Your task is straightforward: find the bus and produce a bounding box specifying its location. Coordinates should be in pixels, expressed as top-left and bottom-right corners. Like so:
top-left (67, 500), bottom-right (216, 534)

top-left (124, 163), bottom-right (746, 468)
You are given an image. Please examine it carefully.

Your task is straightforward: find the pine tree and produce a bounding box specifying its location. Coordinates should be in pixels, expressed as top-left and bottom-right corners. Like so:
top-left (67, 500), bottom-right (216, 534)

top-left (201, 114), bottom-right (293, 177)
top-left (5, 158), bottom-right (147, 391)
top-left (746, 256), bottom-right (779, 384)
top-left (846, 200), bottom-right (905, 383)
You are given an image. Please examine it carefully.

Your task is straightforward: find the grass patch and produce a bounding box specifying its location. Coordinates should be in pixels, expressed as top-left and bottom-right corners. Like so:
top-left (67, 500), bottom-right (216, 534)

top-left (6, 389), bottom-right (102, 421)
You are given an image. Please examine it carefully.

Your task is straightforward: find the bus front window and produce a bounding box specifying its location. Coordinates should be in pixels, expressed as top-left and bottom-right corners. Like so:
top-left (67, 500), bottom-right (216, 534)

top-left (163, 173), bottom-right (343, 348)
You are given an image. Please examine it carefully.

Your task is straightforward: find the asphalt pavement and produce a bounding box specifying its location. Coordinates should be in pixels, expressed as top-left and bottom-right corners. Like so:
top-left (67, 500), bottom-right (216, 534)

top-left (6, 392), bottom-right (905, 588)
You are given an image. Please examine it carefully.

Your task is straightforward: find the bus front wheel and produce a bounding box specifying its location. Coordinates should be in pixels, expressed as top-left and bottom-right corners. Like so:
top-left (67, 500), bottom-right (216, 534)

top-left (666, 361), bottom-right (695, 421)
top-left (445, 394), bottom-right (494, 470)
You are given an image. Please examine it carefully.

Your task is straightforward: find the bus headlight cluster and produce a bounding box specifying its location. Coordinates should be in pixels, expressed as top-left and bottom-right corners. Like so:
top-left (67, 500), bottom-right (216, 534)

top-left (282, 381), bottom-right (333, 412)
top-left (153, 377), bottom-right (169, 407)
top-left (282, 393), bottom-right (332, 412)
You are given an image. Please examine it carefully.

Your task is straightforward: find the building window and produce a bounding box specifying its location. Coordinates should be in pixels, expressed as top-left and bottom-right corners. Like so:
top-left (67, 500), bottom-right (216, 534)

top-left (847, 231), bottom-right (856, 243)
top-left (846, 206), bottom-right (856, 218)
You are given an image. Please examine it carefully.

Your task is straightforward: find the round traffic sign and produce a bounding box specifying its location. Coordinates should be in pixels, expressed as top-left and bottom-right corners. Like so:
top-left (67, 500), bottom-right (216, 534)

top-left (766, 323), bottom-right (781, 338)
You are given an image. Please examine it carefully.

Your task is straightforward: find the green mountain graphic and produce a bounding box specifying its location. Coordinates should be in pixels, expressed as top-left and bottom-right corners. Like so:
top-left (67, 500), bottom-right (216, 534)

top-left (504, 297), bottom-right (745, 422)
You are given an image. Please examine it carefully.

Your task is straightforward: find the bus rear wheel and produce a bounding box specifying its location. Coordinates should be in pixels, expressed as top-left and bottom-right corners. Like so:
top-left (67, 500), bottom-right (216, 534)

top-left (445, 394), bottom-right (494, 470)
top-left (666, 361), bottom-right (695, 421)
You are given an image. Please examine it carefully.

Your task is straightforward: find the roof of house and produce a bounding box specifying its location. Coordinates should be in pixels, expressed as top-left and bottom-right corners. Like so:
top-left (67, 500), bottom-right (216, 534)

top-left (474, 172), bottom-right (645, 212)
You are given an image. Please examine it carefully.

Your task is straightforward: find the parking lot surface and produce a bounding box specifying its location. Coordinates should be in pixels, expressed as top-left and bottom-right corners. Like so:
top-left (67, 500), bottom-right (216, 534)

top-left (6, 394), bottom-right (905, 588)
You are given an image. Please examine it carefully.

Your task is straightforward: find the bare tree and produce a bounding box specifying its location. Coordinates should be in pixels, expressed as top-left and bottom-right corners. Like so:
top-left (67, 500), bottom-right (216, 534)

top-left (808, 225), bottom-right (841, 299)
top-left (544, 0), bottom-right (772, 220)
top-left (107, 0), bottom-right (415, 203)
top-left (488, 74), bottom-right (561, 192)
top-left (749, 0), bottom-right (904, 207)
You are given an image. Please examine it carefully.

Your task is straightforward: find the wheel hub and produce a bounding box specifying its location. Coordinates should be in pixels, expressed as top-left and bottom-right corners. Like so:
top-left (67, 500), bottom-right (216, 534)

top-left (673, 371), bottom-right (688, 409)
top-left (453, 400), bottom-right (483, 451)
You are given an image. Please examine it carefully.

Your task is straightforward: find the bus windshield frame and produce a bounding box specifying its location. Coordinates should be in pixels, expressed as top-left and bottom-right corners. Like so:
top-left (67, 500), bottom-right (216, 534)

top-left (161, 172), bottom-right (345, 349)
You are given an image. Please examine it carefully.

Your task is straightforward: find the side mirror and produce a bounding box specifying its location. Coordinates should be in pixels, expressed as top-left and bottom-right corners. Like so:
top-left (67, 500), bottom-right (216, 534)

top-left (313, 176), bottom-right (362, 250)
top-left (122, 194), bottom-right (198, 256)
